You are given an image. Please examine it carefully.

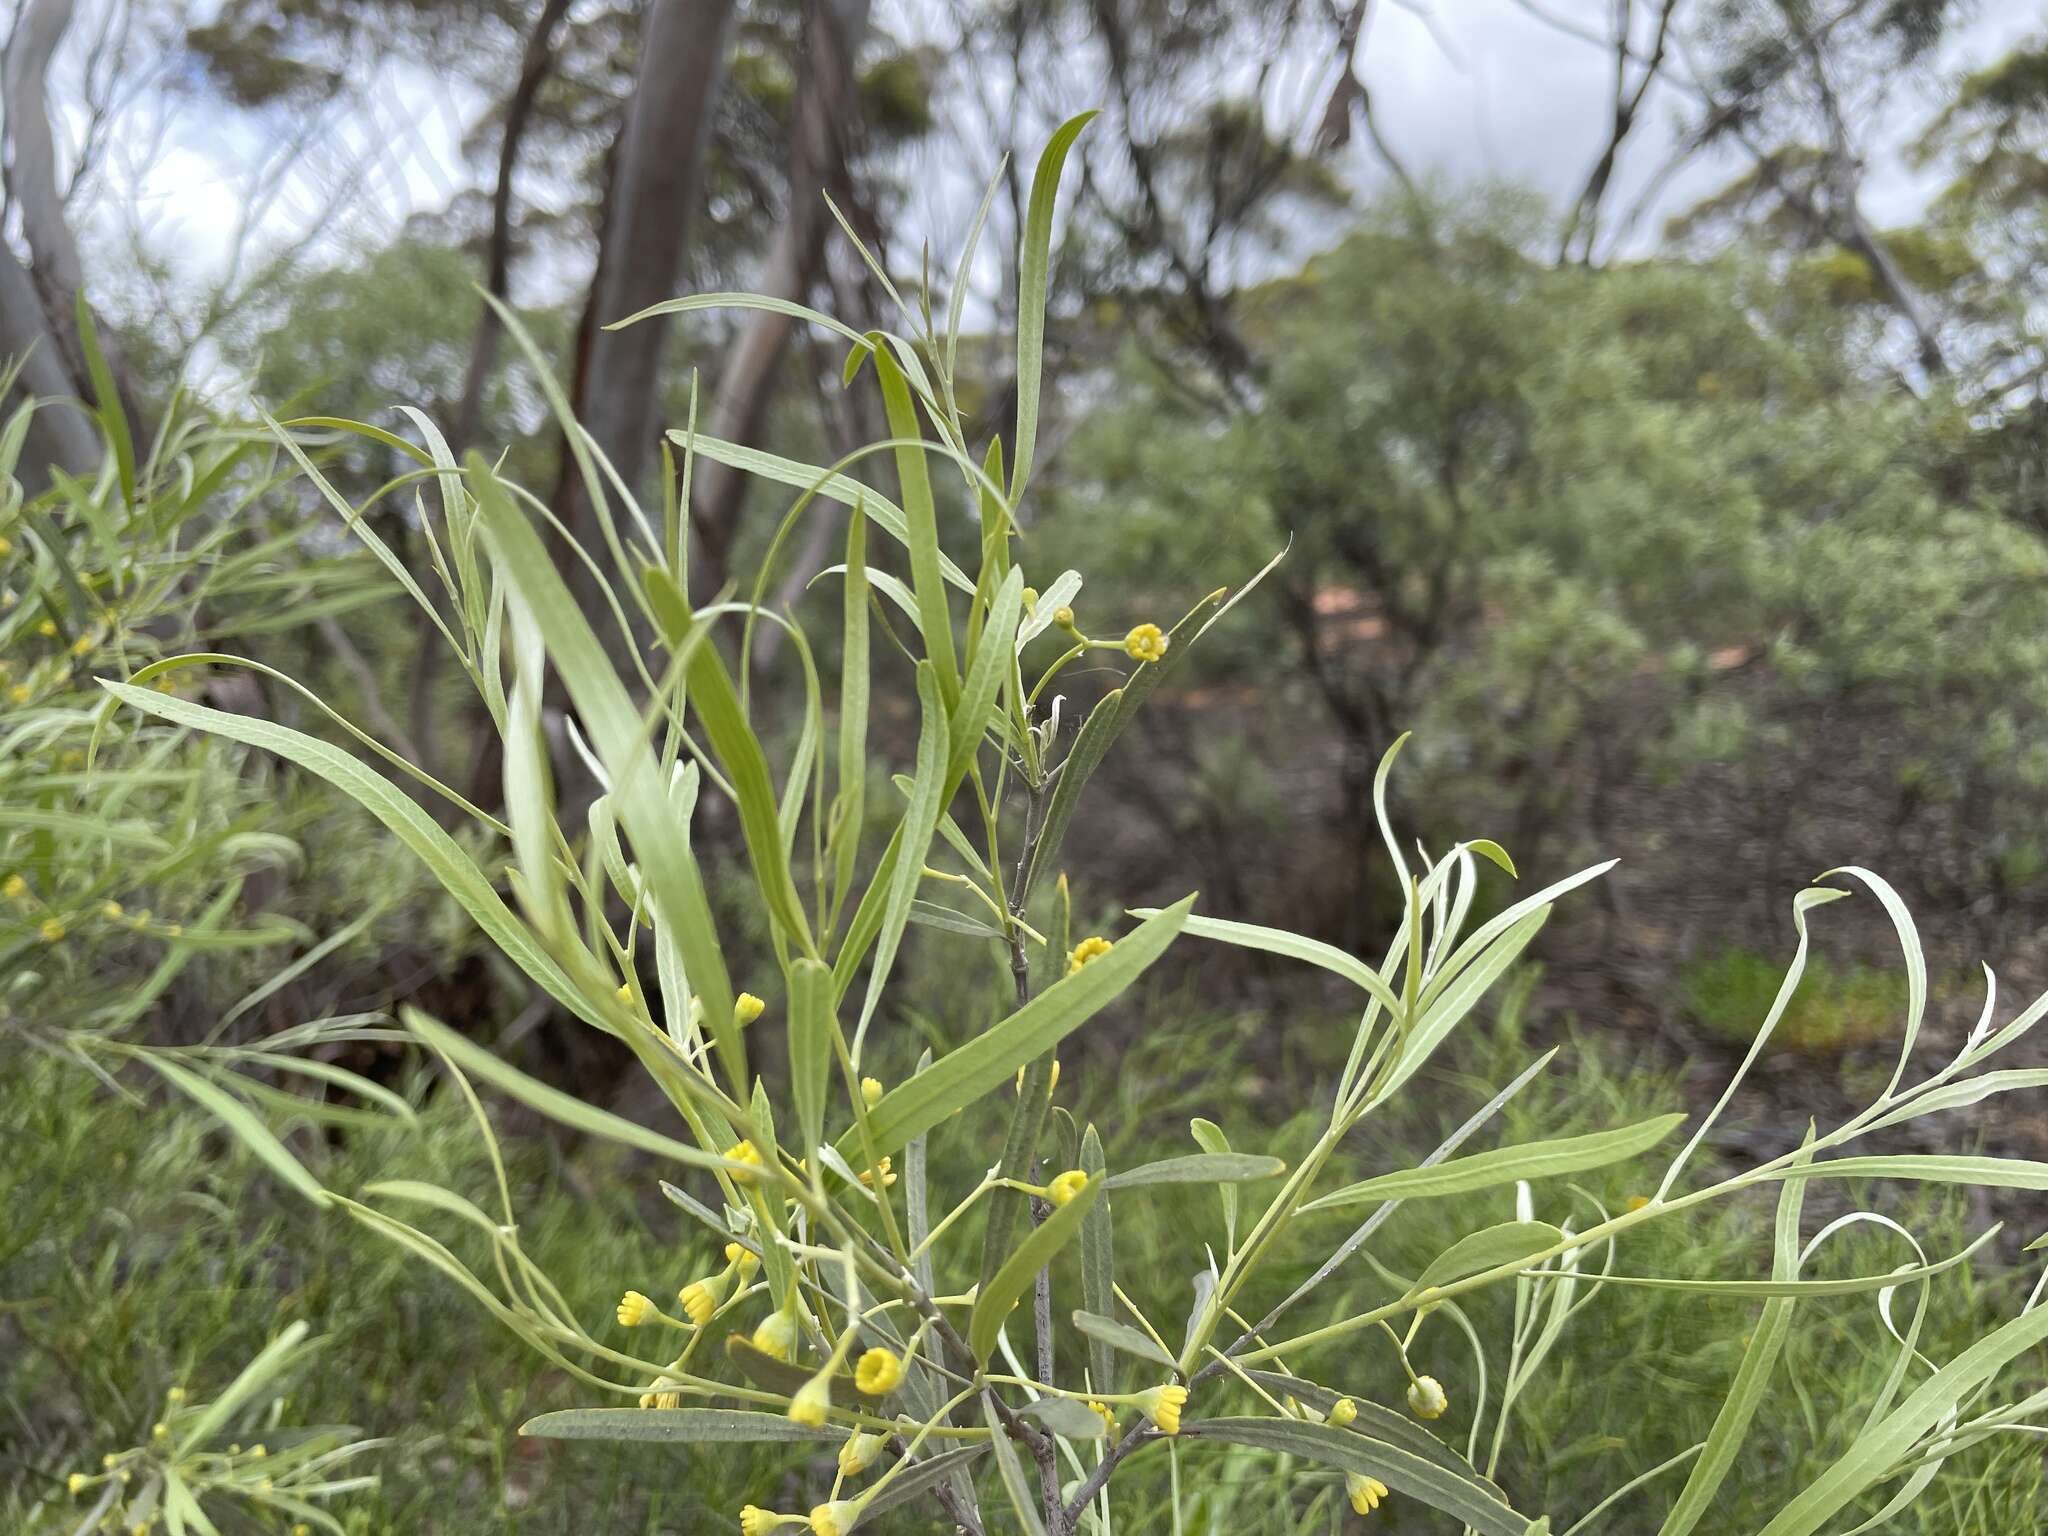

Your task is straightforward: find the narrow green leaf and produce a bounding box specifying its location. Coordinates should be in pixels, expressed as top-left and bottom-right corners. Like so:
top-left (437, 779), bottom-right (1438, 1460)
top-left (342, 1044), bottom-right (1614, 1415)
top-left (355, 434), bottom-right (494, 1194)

top-left (403, 1008), bottom-right (739, 1176)
top-left (138, 1055), bottom-right (329, 1208)
top-left (970, 1174), bottom-right (1101, 1362)
top-left (1011, 111), bottom-right (1097, 503)
top-left (1160, 912), bottom-right (1407, 1021)
top-left (981, 1045), bottom-right (1056, 1301)
top-left (1071, 1310), bottom-right (1174, 1368)
top-left (1375, 907), bottom-right (1549, 1104)
top-left (1764, 1154), bottom-right (2048, 1190)
top-left (1105, 1152), bottom-right (1287, 1192)
top-left (871, 342), bottom-right (957, 697)
top-left (788, 958), bottom-right (833, 1159)
top-left (852, 662), bottom-right (950, 1052)
top-left (841, 896), bottom-right (1193, 1160)
top-left (520, 1408), bottom-right (843, 1444)
top-left (1079, 1125), bottom-right (1117, 1393)
top-left (642, 566), bottom-right (815, 956)
top-left (983, 1395), bottom-right (1048, 1536)
top-left (1304, 1116), bottom-right (1686, 1212)
top-left (1187, 1120), bottom-right (1241, 1248)
top-left (1410, 1221), bottom-right (1566, 1299)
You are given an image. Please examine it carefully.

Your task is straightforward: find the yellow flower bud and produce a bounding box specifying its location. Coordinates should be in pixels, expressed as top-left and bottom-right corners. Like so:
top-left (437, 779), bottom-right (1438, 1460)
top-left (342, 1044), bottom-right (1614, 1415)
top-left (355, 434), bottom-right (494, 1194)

top-left (0, 535), bottom-right (10, 557)
top-left (151, 1421), bottom-right (169, 1441)
top-left (860, 1076), bottom-right (884, 1108)
top-left (36, 618), bottom-right (57, 637)
top-left (71, 634), bottom-right (93, 656)
top-left (1052, 605), bottom-right (1076, 630)
top-left (1135, 1382), bottom-right (1188, 1435)
top-left (680, 1269), bottom-right (734, 1325)
top-left (2, 874), bottom-right (24, 898)
top-left (1625, 1194), bottom-right (1652, 1212)
top-left (1328, 1396), bottom-right (1357, 1427)
top-left (751, 1308), bottom-right (799, 1362)
top-left (854, 1346), bottom-right (902, 1397)
top-left (1014, 1059), bottom-right (1061, 1094)
top-left (788, 1369), bottom-right (832, 1427)
top-left (39, 917), bottom-right (64, 943)
top-left (102, 901), bottom-right (124, 920)
top-left (1407, 1375), bottom-right (1448, 1420)
top-left (166, 1386), bottom-right (186, 1405)
top-left (1046, 1169), bottom-right (1089, 1207)
top-left (740, 1507), bottom-right (798, 1536)
top-left (725, 1241), bottom-right (759, 1273)
top-left (723, 1140), bottom-right (765, 1185)
top-left (837, 1428), bottom-right (886, 1477)
top-left (734, 992), bottom-right (766, 1027)
top-left (1087, 1399), bottom-right (1117, 1435)
top-left (1122, 623), bottom-right (1168, 663)
top-left (1067, 935), bottom-right (1113, 974)
top-left (9, 684), bottom-right (32, 704)
top-left (616, 1290), bottom-right (659, 1328)
top-left (67, 1472), bottom-right (87, 1495)
top-left (1346, 1473), bottom-right (1389, 1514)
top-left (616, 983), bottom-right (633, 1005)
top-left (808, 1499), bottom-right (865, 1536)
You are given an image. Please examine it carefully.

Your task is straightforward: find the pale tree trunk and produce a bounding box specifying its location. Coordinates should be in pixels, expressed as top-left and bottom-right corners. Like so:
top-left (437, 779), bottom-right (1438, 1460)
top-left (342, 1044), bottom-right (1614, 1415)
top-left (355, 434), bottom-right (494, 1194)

top-left (2, 0), bottom-right (149, 477)
top-left (559, 0), bottom-right (738, 623)
top-left (690, 0), bottom-right (872, 598)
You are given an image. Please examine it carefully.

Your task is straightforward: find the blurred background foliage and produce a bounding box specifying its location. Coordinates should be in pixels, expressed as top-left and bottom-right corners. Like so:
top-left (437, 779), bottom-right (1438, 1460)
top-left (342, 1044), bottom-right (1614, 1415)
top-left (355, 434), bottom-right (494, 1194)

top-left (8, 0), bottom-right (2048, 1528)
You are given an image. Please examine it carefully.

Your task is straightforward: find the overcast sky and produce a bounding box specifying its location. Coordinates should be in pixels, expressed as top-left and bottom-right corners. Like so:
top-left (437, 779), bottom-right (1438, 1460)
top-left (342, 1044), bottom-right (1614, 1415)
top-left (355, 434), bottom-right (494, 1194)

top-left (89, 1), bottom-right (2048, 300)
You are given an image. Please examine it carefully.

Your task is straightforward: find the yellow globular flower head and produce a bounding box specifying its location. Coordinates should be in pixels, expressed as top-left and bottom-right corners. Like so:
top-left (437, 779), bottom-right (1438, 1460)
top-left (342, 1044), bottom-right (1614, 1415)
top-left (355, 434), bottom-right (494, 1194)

top-left (151, 1421), bottom-right (170, 1441)
top-left (102, 901), bottom-right (124, 920)
top-left (1328, 1396), bottom-right (1358, 1428)
top-left (751, 1307), bottom-right (799, 1362)
top-left (740, 1507), bottom-right (797, 1536)
top-left (10, 684), bottom-right (32, 704)
top-left (1047, 1169), bottom-right (1089, 1207)
top-left (39, 917), bottom-right (64, 942)
top-left (837, 1428), bottom-right (886, 1478)
top-left (854, 1346), bottom-right (902, 1397)
top-left (1406, 1375), bottom-right (1448, 1421)
top-left (734, 992), bottom-right (767, 1027)
top-left (1122, 623), bottom-right (1169, 664)
top-left (788, 1368), bottom-right (832, 1427)
top-left (294, 1527), bottom-right (312, 1536)
top-left (71, 634), bottom-right (94, 656)
top-left (0, 535), bottom-right (10, 557)
top-left (725, 1241), bottom-right (759, 1274)
top-left (808, 1499), bottom-right (863, 1536)
top-left (166, 1386), bottom-right (186, 1405)
top-left (860, 1076), bottom-right (884, 1109)
top-left (68, 1472), bottom-right (88, 1495)
top-left (1067, 935), bottom-right (1113, 974)
top-left (723, 1140), bottom-right (765, 1185)
top-left (1052, 606), bottom-right (1077, 631)
top-left (1136, 1382), bottom-right (1189, 1435)
top-left (616, 1290), bottom-right (658, 1328)
top-left (36, 619), bottom-right (57, 637)
top-left (858, 1155), bottom-right (896, 1189)
top-left (1346, 1473), bottom-right (1389, 1515)
top-left (3, 874), bottom-right (24, 899)
top-left (1087, 1399), bottom-right (1117, 1435)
